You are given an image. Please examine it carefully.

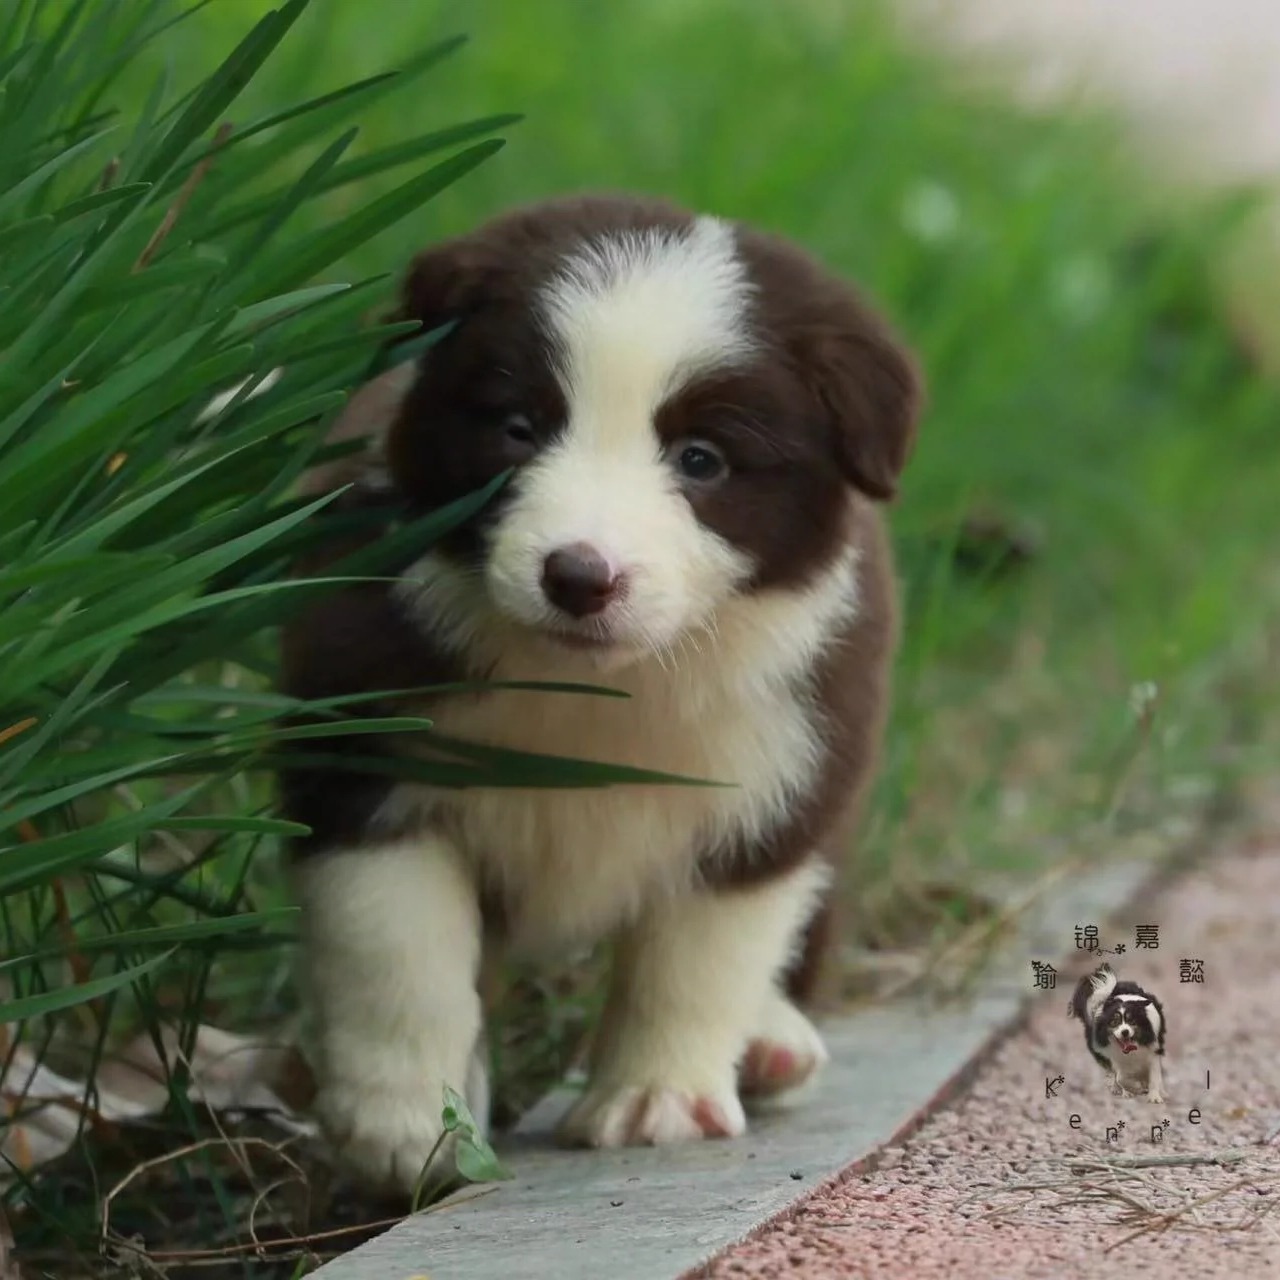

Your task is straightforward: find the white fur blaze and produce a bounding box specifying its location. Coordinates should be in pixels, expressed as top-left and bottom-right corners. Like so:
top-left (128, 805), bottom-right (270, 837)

top-left (294, 837), bottom-right (485, 1193)
top-left (559, 860), bottom-right (829, 1149)
top-left (482, 218), bottom-right (759, 654)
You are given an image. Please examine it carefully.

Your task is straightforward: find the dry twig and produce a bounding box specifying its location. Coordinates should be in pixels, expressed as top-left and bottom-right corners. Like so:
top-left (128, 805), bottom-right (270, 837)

top-left (104, 1186), bottom-right (499, 1266)
top-left (879, 856), bottom-right (1082, 1002)
top-left (132, 121), bottom-right (233, 272)
top-left (1063, 1149), bottom-right (1250, 1171)
top-left (1103, 1176), bottom-right (1258, 1251)
top-left (100, 1135), bottom-right (295, 1248)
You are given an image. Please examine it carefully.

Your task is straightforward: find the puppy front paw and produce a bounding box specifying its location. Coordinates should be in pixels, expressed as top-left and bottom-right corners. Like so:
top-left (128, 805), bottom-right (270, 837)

top-left (317, 1075), bottom-right (452, 1195)
top-left (559, 1082), bottom-right (746, 1149)
top-left (1147, 1090), bottom-right (1165, 1105)
top-left (739, 996), bottom-right (829, 1101)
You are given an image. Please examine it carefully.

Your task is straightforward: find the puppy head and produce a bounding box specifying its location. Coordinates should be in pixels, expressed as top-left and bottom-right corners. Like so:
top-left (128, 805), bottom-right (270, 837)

top-left (385, 193), bottom-right (921, 664)
top-left (1102, 996), bottom-right (1157, 1054)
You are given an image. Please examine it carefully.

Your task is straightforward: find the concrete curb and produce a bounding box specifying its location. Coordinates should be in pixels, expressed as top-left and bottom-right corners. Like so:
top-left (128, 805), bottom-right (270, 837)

top-left (310, 834), bottom-right (1209, 1280)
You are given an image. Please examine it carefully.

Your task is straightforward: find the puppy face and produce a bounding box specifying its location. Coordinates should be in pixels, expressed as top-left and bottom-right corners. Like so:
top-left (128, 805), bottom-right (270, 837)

top-left (386, 194), bottom-right (920, 664)
top-left (1102, 996), bottom-right (1157, 1055)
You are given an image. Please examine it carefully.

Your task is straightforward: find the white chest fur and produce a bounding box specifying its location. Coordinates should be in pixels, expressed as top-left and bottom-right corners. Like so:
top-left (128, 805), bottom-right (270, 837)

top-left (1107, 1041), bottom-right (1154, 1079)
top-left (385, 548), bottom-right (861, 952)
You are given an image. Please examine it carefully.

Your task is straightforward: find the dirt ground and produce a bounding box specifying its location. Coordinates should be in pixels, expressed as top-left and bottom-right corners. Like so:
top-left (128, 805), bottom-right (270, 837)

top-left (699, 810), bottom-right (1280, 1278)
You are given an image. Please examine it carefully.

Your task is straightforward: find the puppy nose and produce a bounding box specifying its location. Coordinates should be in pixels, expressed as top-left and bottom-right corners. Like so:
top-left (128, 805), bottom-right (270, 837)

top-left (541, 543), bottom-right (621, 617)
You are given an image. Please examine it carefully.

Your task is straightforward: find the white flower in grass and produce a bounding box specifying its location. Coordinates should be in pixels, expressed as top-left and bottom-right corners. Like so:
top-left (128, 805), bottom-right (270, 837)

top-left (1128, 680), bottom-right (1159, 721)
top-left (901, 181), bottom-right (960, 244)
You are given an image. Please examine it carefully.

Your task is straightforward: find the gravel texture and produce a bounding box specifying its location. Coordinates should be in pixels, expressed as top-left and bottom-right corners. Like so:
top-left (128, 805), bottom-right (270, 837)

top-left (699, 820), bottom-right (1280, 1278)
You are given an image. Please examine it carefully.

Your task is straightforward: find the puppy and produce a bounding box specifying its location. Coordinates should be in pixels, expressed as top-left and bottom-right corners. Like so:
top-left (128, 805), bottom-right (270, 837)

top-left (278, 192), bottom-right (922, 1193)
top-left (1070, 963), bottom-right (1167, 1103)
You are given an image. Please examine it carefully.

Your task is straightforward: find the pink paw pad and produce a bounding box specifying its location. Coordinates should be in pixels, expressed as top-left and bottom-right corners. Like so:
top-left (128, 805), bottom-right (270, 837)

top-left (739, 1038), bottom-right (817, 1096)
top-left (616, 1088), bottom-right (740, 1144)
top-left (560, 1084), bottom-right (746, 1148)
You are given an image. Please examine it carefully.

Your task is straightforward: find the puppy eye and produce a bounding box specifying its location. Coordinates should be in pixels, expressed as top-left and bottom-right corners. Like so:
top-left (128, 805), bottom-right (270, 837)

top-left (502, 412), bottom-right (537, 446)
top-left (666, 438), bottom-right (728, 485)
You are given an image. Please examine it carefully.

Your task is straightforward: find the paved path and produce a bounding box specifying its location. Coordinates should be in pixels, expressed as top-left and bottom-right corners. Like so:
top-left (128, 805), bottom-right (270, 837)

top-left (699, 817), bottom-right (1280, 1278)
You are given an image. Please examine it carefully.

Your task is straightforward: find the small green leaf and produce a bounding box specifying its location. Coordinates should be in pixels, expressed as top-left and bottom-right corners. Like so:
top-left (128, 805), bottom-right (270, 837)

top-left (207, 115), bottom-right (521, 238)
top-left (0, 124), bottom-right (115, 219)
top-left (0, 324), bottom-right (214, 516)
top-left (365, 319), bottom-right (458, 379)
top-left (190, 35), bottom-right (469, 196)
top-left (51, 182), bottom-right (151, 223)
top-left (223, 283), bottom-right (352, 336)
top-left (219, 125), bottom-right (359, 282)
top-left (441, 1092), bottom-right (461, 1133)
top-left (1, 753), bottom-right (181, 832)
top-left (441, 1084), bottom-right (474, 1139)
top-left (79, 256), bottom-right (224, 310)
top-left (454, 1133), bottom-right (514, 1185)
top-left (442, 1086), bottom-right (512, 1183)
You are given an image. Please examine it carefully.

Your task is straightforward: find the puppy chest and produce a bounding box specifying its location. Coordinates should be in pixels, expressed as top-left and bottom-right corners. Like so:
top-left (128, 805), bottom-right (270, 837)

top-left (1108, 1044), bottom-right (1154, 1079)
top-left (407, 682), bottom-right (823, 946)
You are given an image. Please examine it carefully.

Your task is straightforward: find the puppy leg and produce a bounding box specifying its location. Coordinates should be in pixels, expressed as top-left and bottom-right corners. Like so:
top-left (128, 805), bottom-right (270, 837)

top-left (560, 859), bottom-right (829, 1148)
top-left (1146, 1054), bottom-right (1165, 1105)
top-left (294, 835), bottom-right (484, 1194)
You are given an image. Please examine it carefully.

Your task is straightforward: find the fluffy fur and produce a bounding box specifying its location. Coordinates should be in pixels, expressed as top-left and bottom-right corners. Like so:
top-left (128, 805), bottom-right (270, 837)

top-left (278, 192), bottom-right (922, 1193)
top-left (1069, 963), bottom-right (1168, 1103)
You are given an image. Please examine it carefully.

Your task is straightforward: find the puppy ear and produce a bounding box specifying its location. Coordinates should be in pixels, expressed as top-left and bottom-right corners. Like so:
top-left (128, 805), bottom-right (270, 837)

top-left (387, 235), bottom-right (494, 335)
top-left (806, 305), bottom-right (923, 502)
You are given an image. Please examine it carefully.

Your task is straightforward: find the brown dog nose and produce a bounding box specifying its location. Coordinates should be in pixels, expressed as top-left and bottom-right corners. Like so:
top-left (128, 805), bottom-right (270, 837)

top-left (541, 543), bottom-right (621, 617)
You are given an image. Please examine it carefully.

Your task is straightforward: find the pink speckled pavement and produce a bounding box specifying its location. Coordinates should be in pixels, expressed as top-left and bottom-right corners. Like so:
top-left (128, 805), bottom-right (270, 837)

top-left (697, 817), bottom-right (1280, 1279)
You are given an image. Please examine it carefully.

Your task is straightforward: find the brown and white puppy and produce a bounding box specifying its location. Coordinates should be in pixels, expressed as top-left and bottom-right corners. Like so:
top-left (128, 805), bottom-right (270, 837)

top-left (1070, 964), bottom-right (1168, 1103)
top-left (279, 192), bottom-right (921, 1193)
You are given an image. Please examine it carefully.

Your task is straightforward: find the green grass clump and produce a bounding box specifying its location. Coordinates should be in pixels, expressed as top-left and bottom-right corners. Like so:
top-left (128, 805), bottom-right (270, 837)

top-left (3, 0), bottom-right (1280, 1272)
